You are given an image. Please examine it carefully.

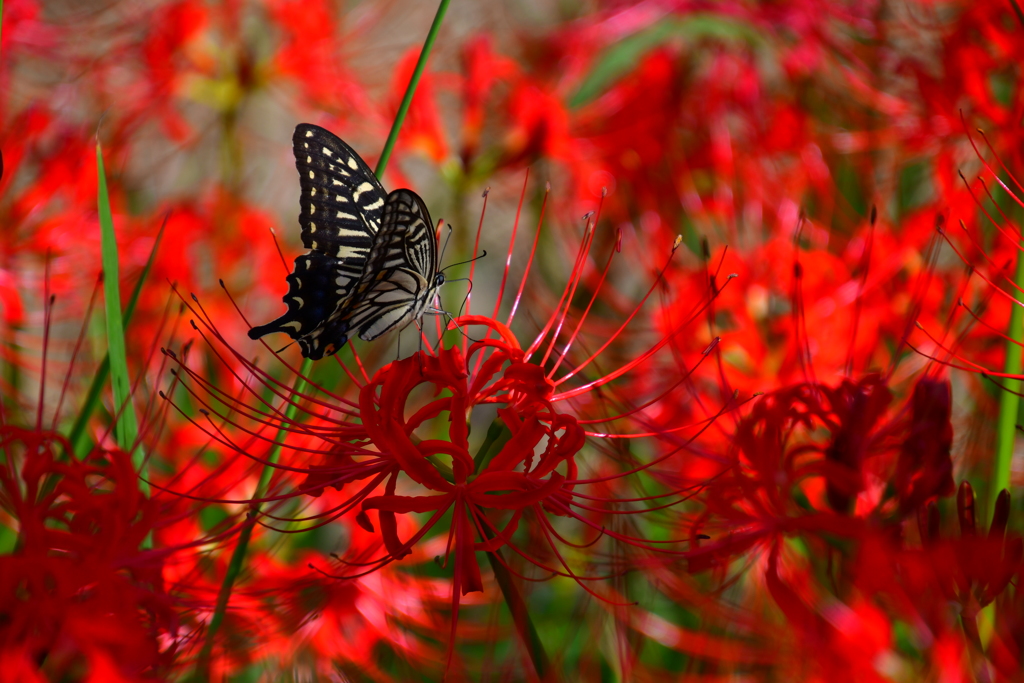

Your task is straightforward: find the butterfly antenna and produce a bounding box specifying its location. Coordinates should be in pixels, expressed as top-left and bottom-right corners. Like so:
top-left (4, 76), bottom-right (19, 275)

top-left (443, 277), bottom-right (474, 318)
top-left (441, 250), bottom-right (488, 273)
top-left (433, 281), bottom-right (483, 348)
top-left (438, 223), bottom-right (455, 266)
top-left (414, 320), bottom-right (433, 372)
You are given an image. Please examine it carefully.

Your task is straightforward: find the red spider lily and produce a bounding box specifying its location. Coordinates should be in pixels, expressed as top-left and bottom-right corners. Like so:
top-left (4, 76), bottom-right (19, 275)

top-left (268, 0), bottom-right (376, 120)
top-left (354, 321), bottom-right (584, 583)
top-left (852, 483), bottom-right (1023, 678)
top-left (678, 292), bottom-right (995, 679)
top-left (687, 368), bottom-right (958, 574)
top-left (0, 268), bottom-right (256, 680)
top-left (894, 376), bottom-right (955, 513)
top-left (159, 181), bottom-right (733, 674)
top-left (0, 428), bottom-right (178, 680)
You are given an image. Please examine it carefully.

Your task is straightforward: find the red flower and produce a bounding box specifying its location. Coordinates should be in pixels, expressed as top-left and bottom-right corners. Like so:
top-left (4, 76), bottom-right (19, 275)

top-left (895, 376), bottom-right (955, 513)
top-left (822, 375), bottom-right (893, 514)
top-left (358, 319), bottom-right (584, 579)
top-left (0, 433), bottom-right (177, 679)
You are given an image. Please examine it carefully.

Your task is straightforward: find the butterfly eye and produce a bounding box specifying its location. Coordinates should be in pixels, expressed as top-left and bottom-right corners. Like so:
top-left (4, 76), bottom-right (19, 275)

top-left (435, 273), bottom-right (446, 287)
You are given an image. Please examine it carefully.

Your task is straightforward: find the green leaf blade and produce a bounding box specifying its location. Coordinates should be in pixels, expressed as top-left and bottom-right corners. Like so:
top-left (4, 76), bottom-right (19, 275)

top-left (96, 144), bottom-right (142, 474)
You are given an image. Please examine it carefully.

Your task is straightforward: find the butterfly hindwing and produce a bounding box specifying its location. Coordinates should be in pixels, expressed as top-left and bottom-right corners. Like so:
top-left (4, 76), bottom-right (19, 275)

top-left (247, 252), bottom-right (343, 347)
top-left (317, 189), bottom-right (441, 345)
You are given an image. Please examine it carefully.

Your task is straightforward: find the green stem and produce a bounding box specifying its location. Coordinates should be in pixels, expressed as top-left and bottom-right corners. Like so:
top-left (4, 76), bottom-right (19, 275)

top-left (193, 2), bottom-right (452, 675)
top-left (373, 0), bottom-right (450, 179)
top-left (486, 547), bottom-right (557, 682)
top-left (993, 250), bottom-right (1024, 518)
top-left (193, 359), bottom-right (311, 678)
top-left (961, 612), bottom-right (994, 683)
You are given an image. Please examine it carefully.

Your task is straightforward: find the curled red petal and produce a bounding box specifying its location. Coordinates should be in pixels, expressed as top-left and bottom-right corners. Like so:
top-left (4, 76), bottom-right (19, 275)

top-left (469, 473), bottom-right (565, 510)
top-left (362, 492), bottom-right (454, 515)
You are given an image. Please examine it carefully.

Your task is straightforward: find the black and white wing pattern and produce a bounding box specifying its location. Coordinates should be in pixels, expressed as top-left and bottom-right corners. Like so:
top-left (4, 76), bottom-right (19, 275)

top-left (310, 189), bottom-right (444, 356)
top-left (248, 124), bottom-right (387, 357)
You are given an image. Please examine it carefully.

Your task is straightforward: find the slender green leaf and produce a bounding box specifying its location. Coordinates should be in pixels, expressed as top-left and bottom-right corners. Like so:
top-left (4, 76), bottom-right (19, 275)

top-left (569, 15), bottom-right (764, 108)
top-left (96, 145), bottom-right (143, 478)
top-left (69, 219), bottom-right (164, 457)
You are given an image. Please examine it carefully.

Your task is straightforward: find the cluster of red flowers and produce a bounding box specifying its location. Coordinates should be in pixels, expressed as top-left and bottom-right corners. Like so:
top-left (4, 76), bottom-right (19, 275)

top-left (2, 0), bottom-right (1024, 680)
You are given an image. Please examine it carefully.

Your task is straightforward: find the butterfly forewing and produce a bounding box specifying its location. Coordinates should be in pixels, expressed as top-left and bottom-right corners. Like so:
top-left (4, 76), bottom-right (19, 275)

top-left (248, 125), bottom-right (385, 348)
top-left (357, 189), bottom-right (439, 341)
top-left (293, 124), bottom-right (386, 267)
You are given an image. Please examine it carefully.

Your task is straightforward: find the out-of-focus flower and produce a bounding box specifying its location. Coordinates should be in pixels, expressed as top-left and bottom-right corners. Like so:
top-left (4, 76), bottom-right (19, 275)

top-left (0, 429), bottom-right (177, 680)
top-left (895, 376), bottom-right (955, 513)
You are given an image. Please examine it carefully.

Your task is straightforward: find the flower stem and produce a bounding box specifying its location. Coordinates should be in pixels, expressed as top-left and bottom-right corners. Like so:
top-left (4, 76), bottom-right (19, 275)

top-left (961, 612), bottom-right (994, 683)
top-left (476, 510), bottom-right (559, 682)
top-left (192, 0), bottom-right (451, 674)
top-left (993, 249), bottom-right (1024, 518)
top-left (192, 359), bottom-right (311, 678)
top-left (373, 0), bottom-right (450, 179)
top-left (485, 548), bottom-right (557, 682)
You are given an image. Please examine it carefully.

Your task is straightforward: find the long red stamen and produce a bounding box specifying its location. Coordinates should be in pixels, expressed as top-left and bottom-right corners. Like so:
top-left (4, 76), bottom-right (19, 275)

top-left (37, 257), bottom-right (53, 432)
top-left (964, 114), bottom-right (1024, 207)
top-left (464, 187), bottom-right (490, 353)
top-left (548, 222), bottom-right (616, 379)
top-left (492, 169), bottom-right (530, 321)
top-left (844, 207), bottom-right (876, 377)
top-left (52, 273), bottom-right (103, 432)
top-left (553, 257), bottom-right (722, 400)
top-left (538, 216), bottom-right (598, 368)
top-left (525, 216), bottom-right (594, 360)
top-left (506, 182), bottom-right (549, 328)
top-left (269, 226), bottom-right (291, 275)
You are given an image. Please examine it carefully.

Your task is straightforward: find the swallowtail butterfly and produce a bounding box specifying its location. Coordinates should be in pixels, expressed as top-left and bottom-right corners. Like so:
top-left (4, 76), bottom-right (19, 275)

top-left (248, 124), bottom-right (444, 360)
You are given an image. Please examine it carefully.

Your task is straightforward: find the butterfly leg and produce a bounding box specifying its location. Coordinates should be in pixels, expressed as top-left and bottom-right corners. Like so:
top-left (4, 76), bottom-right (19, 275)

top-left (413, 319), bottom-right (427, 373)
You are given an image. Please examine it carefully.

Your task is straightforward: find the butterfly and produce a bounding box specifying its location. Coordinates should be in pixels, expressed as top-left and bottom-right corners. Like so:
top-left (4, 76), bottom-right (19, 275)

top-left (248, 124), bottom-right (445, 360)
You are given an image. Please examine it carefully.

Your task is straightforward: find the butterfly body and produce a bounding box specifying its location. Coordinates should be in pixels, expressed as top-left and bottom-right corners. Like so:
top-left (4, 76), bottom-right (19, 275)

top-left (248, 125), bottom-right (443, 360)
